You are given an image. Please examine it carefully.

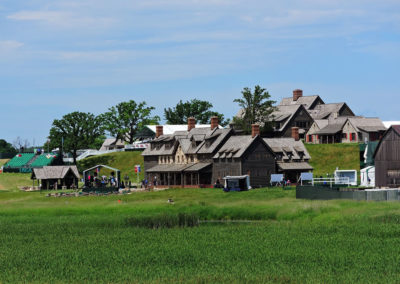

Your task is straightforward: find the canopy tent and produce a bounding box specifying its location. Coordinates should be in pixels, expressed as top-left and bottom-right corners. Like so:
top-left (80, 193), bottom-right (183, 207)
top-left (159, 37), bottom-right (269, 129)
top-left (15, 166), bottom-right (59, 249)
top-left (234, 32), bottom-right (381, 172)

top-left (223, 175), bottom-right (251, 192)
top-left (82, 165), bottom-right (121, 188)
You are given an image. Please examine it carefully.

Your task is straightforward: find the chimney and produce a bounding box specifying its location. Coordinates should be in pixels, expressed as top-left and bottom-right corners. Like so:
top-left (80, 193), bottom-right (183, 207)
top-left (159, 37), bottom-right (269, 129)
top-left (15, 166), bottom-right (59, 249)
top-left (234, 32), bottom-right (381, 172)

top-left (188, 117), bottom-right (196, 132)
top-left (291, 127), bottom-right (300, 141)
top-left (252, 124), bottom-right (260, 138)
top-left (211, 116), bottom-right (219, 130)
top-left (293, 89), bottom-right (303, 101)
top-left (156, 125), bottom-right (163, 138)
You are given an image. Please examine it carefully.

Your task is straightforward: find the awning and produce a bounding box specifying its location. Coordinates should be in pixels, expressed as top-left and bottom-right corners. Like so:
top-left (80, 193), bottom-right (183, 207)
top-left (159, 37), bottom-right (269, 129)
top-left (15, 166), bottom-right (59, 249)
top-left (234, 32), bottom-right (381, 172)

top-left (146, 162), bottom-right (212, 173)
top-left (184, 163), bottom-right (212, 172)
top-left (146, 164), bottom-right (190, 173)
top-left (277, 162), bottom-right (313, 171)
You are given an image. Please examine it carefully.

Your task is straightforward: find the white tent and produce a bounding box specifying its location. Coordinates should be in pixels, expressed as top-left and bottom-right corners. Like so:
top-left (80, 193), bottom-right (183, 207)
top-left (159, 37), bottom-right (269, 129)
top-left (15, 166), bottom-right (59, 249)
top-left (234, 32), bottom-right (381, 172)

top-left (360, 166), bottom-right (375, 187)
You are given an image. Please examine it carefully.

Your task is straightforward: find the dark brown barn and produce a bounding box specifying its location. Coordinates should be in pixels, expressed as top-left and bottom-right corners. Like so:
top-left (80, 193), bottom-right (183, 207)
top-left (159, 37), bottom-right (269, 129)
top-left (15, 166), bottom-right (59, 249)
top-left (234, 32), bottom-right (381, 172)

top-left (374, 125), bottom-right (400, 188)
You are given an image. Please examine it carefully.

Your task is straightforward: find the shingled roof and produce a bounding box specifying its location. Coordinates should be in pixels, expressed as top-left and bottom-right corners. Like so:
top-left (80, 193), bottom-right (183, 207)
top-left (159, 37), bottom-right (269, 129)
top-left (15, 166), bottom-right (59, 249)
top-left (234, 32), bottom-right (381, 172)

top-left (347, 117), bottom-right (386, 133)
top-left (32, 166), bottom-right (80, 180)
top-left (263, 138), bottom-right (312, 161)
top-left (308, 103), bottom-right (354, 120)
top-left (279, 95), bottom-right (324, 110)
top-left (142, 127), bottom-right (232, 156)
top-left (214, 135), bottom-right (263, 159)
top-left (315, 117), bottom-right (348, 135)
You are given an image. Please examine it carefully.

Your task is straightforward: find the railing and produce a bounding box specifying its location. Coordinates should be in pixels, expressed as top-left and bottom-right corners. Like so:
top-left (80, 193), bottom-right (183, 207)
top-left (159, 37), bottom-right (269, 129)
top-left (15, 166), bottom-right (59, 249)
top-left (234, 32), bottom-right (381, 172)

top-left (76, 149), bottom-right (124, 161)
top-left (312, 177), bottom-right (351, 188)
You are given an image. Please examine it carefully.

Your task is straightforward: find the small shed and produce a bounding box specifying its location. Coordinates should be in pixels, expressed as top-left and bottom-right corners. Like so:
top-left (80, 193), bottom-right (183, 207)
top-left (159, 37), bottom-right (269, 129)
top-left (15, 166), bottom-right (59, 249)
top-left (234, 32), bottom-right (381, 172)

top-left (32, 166), bottom-right (80, 190)
top-left (374, 125), bottom-right (400, 188)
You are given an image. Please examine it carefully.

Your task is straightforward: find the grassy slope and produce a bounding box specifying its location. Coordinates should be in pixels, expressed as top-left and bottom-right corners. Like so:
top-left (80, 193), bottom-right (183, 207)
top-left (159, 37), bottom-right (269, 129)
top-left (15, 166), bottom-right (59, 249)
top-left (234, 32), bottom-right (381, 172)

top-left (77, 151), bottom-right (145, 181)
top-left (1, 187), bottom-right (400, 282)
top-left (306, 143), bottom-right (360, 177)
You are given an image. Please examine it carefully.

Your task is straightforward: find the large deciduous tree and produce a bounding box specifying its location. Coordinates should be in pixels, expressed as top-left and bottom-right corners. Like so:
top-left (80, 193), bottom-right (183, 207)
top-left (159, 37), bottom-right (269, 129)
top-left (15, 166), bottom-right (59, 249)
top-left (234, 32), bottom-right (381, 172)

top-left (0, 139), bottom-right (17, 154)
top-left (100, 100), bottom-right (160, 144)
top-left (164, 99), bottom-right (228, 126)
top-left (233, 85), bottom-right (276, 135)
top-left (48, 112), bottom-right (104, 164)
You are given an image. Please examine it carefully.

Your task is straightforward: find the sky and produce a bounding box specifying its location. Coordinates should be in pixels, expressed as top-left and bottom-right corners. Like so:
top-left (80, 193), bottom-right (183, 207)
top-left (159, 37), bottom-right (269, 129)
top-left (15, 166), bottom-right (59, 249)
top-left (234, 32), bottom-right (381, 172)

top-left (0, 0), bottom-right (399, 146)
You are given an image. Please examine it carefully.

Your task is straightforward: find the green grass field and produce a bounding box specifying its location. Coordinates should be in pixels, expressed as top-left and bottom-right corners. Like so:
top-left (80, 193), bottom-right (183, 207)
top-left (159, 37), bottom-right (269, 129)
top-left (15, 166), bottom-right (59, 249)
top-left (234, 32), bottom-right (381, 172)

top-left (1, 180), bottom-right (400, 283)
top-left (1, 145), bottom-right (391, 283)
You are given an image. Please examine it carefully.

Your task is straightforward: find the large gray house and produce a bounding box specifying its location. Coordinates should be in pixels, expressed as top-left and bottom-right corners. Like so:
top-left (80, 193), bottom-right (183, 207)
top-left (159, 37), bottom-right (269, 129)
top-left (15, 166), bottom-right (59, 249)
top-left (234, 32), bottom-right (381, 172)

top-left (142, 117), bottom-right (313, 188)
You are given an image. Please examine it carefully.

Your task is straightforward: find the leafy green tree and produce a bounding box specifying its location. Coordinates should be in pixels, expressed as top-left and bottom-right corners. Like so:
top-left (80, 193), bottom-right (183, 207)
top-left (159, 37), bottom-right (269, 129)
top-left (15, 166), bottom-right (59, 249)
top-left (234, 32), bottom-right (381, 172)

top-left (233, 85), bottom-right (276, 135)
top-left (48, 112), bottom-right (104, 164)
top-left (0, 139), bottom-right (17, 154)
top-left (164, 99), bottom-right (229, 126)
top-left (100, 100), bottom-right (160, 144)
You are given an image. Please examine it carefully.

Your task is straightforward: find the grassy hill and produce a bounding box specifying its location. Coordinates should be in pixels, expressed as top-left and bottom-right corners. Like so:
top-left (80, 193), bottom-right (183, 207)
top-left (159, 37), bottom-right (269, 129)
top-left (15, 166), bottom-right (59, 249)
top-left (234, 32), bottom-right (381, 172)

top-left (0, 144), bottom-right (361, 192)
top-left (306, 143), bottom-right (360, 177)
top-left (77, 151), bottom-right (145, 182)
top-left (76, 144), bottom-right (361, 182)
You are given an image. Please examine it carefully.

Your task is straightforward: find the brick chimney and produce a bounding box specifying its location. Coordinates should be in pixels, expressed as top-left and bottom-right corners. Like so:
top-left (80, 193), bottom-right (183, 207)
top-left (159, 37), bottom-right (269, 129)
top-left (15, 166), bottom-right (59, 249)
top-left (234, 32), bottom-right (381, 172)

top-left (293, 89), bottom-right (303, 101)
top-left (156, 125), bottom-right (163, 138)
top-left (188, 117), bottom-right (196, 132)
top-left (291, 127), bottom-right (300, 141)
top-left (252, 124), bottom-right (260, 138)
top-left (211, 116), bottom-right (219, 130)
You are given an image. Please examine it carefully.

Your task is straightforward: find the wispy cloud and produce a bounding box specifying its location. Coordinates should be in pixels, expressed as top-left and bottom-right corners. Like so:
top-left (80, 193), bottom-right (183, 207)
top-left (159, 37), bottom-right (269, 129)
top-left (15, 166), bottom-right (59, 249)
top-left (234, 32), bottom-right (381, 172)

top-left (7, 10), bottom-right (115, 29)
top-left (0, 40), bottom-right (24, 51)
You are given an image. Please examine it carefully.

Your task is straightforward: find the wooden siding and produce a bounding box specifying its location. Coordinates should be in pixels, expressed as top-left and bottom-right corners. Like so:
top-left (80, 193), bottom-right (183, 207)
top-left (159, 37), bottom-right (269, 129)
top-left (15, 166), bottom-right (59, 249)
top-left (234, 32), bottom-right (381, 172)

top-left (241, 140), bottom-right (276, 187)
top-left (144, 156), bottom-right (158, 178)
top-left (282, 108), bottom-right (313, 138)
top-left (375, 129), bottom-right (400, 187)
top-left (212, 159), bottom-right (241, 184)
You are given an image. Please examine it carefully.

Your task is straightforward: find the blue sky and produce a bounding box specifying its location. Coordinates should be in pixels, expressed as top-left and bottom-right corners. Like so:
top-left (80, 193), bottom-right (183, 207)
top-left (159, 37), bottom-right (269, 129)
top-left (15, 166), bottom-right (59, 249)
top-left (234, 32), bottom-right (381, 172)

top-left (0, 0), bottom-right (399, 145)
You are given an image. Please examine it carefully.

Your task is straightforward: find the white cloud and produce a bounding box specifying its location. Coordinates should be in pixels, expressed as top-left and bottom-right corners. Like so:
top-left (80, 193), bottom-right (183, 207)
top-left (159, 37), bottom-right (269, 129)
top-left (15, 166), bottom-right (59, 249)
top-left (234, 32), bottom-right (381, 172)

top-left (0, 40), bottom-right (24, 51)
top-left (7, 10), bottom-right (115, 29)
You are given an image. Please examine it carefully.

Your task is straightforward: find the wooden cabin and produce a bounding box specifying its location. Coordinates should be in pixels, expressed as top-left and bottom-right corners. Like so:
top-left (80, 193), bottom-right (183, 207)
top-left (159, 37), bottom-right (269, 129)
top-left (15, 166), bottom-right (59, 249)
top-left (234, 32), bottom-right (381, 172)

top-left (32, 166), bottom-right (80, 189)
top-left (374, 125), bottom-right (400, 188)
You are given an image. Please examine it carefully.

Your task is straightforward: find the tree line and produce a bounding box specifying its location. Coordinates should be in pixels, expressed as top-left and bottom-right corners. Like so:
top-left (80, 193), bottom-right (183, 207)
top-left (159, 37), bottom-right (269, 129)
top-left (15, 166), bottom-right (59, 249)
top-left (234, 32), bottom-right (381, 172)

top-left (1, 85), bottom-right (276, 164)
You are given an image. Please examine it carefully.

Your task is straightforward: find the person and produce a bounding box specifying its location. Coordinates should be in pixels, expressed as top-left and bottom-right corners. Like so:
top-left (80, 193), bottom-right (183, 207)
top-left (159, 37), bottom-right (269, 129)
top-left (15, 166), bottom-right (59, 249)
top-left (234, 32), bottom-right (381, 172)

top-left (214, 179), bottom-right (222, 188)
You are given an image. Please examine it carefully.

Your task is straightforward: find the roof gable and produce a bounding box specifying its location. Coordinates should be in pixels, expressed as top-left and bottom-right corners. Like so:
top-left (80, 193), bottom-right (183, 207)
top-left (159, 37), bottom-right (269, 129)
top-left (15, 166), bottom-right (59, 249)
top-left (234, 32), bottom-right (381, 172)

top-left (279, 95), bottom-right (324, 110)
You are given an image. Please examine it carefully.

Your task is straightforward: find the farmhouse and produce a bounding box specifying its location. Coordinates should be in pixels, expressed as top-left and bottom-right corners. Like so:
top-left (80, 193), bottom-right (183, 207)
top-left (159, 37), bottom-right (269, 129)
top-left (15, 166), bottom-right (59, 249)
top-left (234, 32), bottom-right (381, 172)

top-left (306, 117), bottom-right (386, 144)
top-left (374, 125), bottom-right (400, 188)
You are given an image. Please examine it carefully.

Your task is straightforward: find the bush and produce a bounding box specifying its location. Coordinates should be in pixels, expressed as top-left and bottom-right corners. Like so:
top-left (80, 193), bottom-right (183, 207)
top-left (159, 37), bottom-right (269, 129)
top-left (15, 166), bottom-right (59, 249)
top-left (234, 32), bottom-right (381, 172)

top-left (126, 212), bottom-right (199, 229)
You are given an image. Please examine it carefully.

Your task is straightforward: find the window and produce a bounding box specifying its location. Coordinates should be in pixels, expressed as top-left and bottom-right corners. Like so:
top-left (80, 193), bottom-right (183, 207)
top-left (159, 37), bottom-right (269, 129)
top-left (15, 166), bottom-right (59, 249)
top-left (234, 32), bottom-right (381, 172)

top-left (177, 156), bottom-right (180, 163)
top-left (296, 121), bottom-right (308, 128)
top-left (308, 135), bottom-right (313, 142)
top-left (191, 155), bottom-right (194, 163)
top-left (351, 133), bottom-right (356, 141)
top-left (342, 133), bottom-right (347, 139)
